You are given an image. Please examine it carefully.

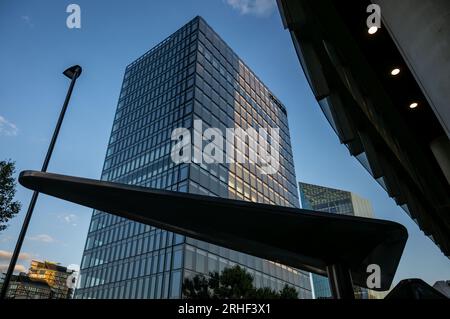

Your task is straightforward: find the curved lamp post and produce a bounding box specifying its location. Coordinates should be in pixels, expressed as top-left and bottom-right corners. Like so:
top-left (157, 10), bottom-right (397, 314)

top-left (0, 65), bottom-right (82, 300)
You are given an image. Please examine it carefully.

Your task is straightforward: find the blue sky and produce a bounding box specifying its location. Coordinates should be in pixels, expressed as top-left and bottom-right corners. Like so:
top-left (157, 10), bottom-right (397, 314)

top-left (0, 0), bottom-right (448, 288)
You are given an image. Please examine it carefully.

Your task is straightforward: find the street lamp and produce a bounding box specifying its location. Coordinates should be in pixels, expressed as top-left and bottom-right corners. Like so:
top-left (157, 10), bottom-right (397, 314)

top-left (0, 65), bottom-right (82, 300)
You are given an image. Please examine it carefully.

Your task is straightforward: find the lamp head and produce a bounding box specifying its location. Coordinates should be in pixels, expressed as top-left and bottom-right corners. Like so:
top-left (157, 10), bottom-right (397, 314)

top-left (63, 65), bottom-right (82, 79)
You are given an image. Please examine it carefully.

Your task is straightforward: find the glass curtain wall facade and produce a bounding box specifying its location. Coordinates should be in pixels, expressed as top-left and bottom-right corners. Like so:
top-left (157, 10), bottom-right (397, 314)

top-left (75, 16), bottom-right (311, 299)
top-left (299, 182), bottom-right (374, 219)
top-left (299, 182), bottom-right (374, 299)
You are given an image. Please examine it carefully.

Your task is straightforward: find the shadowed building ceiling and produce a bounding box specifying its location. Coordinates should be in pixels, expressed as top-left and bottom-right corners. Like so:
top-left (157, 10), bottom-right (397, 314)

top-left (277, 0), bottom-right (450, 257)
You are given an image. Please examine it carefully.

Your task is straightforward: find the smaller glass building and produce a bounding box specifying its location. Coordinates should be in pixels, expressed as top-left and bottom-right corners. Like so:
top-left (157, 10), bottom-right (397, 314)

top-left (299, 182), bottom-right (374, 299)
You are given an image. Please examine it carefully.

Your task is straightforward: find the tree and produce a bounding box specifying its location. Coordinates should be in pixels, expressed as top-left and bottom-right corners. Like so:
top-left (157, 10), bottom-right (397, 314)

top-left (0, 160), bottom-right (21, 231)
top-left (211, 265), bottom-right (255, 299)
top-left (279, 284), bottom-right (299, 299)
top-left (250, 286), bottom-right (280, 299)
top-left (182, 273), bottom-right (210, 299)
top-left (182, 265), bottom-right (299, 299)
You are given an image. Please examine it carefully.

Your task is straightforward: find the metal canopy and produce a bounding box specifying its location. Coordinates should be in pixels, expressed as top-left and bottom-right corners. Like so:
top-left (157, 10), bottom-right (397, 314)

top-left (19, 170), bottom-right (407, 291)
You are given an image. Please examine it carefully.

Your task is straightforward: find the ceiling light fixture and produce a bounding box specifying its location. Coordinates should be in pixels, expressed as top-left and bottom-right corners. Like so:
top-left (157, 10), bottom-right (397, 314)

top-left (368, 26), bottom-right (378, 35)
top-left (391, 68), bottom-right (401, 76)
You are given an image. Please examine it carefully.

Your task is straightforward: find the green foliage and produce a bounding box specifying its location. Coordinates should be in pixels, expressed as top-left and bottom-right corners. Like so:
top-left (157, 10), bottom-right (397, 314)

top-left (279, 284), bottom-right (299, 299)
top-left (182, 265), bottom-right (298, 299)
top-left (212, 265), bottom-right (255, 299)
top-left (182, 272), bottom-right (210, 299)
top-left (250, 286), bottom-right (280, 299)
top-left (0, 160), bottom-right (21, 231)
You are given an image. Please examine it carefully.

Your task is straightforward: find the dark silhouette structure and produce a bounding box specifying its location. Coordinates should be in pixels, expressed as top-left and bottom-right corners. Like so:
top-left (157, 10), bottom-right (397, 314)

top-left (18, 170), bottom-right (408, 299)
top-left (385, 279), bottom-right (448, 299)
top-left (277, 0), bottom-right (450, 258)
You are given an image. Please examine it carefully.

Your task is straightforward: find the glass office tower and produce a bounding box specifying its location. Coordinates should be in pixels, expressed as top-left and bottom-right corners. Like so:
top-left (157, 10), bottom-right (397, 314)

top-left (299, 182), bottom-right (374, 299)
top-left (75, 16), bottom-right (311, 299)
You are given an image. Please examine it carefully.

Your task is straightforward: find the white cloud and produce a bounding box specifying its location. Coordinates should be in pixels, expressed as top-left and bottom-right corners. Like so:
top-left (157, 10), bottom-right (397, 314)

top-left (225, 0), bottom-right (277, 17)
top-left (57, 213), bottom-right (78, 227)
top-left (0, 235), bottom-right (12, 244)
top-left (64, 214), bottom-right (76, 224)
top-left (28, 234), bottom-right (55, 243)
top-left (0, 115), bottom-right (18, 136)
top-left (0, 263), bottom-right (27, 274)
top-left (0, 250), bottom-right (31, 261)
top-left (0, 250), bottom-right (31, 273)
top-left (21, 15), bottom-right (34, 28)
top-left (67, 264), bottom-right (80, 272)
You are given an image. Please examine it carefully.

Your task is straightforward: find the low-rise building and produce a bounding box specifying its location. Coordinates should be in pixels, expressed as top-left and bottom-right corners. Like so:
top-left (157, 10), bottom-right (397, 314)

top-left (28, 260), bottom-right (75, 299)
top-left (1, 273), bottom-right (52, 299)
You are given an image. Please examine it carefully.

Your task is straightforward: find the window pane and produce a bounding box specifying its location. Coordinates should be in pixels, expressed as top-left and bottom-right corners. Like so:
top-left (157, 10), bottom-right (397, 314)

top-left (172, 248), bottom-right (183, 269)
top-left (170, 270), bottom-right (181, 298)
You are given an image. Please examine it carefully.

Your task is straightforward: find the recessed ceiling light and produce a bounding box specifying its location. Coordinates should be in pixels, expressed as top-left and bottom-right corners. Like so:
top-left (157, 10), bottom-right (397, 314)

top-left (409, 102), bottom-right (419, 109)
top-left (391, 68), bottom-right (401, 76)
top-left (368, 26), bottom-right (378, 35)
